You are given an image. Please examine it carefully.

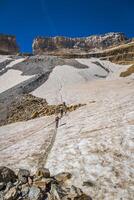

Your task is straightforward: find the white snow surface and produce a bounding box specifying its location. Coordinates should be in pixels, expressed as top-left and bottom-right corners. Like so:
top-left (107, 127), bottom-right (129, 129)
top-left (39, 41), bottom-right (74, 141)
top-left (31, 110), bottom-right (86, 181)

top-left (45, 79), bottom-right (134, 199)
top-left (0, 55), bottom-right (12, 63)
top-left (32, 58), bottom-right (131, 104)
top-left (0, 69), bottom-right (33, 93)
top-left (0, 115), bottom-right (55, 173)
top-left (0, 58), bottom-right (134, 199)
top-left (0, 58), bottom-right (34, 93)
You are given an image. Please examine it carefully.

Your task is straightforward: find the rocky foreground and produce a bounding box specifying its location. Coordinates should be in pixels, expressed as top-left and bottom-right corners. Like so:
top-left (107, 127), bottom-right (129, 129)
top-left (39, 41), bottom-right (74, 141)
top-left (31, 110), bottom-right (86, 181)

top-left (0, 166), bottom-right (91, 200)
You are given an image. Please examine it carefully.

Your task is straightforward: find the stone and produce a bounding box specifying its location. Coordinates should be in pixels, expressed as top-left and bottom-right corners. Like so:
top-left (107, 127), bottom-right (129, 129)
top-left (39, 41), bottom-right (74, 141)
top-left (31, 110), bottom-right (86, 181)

top-left (21, 184), bottom-right (30, 198)
top-left (83, 180), bottom-right (95, 187)
top-left (54, 172), bottom-right (72, 183)
top-left (33, 180), bottom-right (46, 191)
top-left (49, 184), bottom-right (61, 200)
top-left (68, 186), bottom-right (92, 200)
top-left (28, 186), bottom-right (43, 200)
top-left (18, 169), bottom-right (30, 178)
top-left (0, 167), bottom-right (16, 184)
top-left (0, 183), bottom-right (5, 191)
top-left (18, 169), bottom-right (30, 184)
top-left (36, 168), bottom-right (50, 178)
top-left (0, 167), bottom-right (91, 200)
top-left (4, 182), bottom-right (13, 193)
top-left (0, 191), bottom-right (4, 200)
top-left (31, 111), bottom-right (39, 119)
top-left (4, 187), bottom-right (17, 200)
top-left (28, 177), bottom-right (33, 186)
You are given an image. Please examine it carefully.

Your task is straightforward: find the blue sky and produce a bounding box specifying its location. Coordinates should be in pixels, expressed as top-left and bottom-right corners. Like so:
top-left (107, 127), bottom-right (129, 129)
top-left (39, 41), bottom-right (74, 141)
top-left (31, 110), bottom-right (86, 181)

top-left (0, 0), bottom-right (134, 52)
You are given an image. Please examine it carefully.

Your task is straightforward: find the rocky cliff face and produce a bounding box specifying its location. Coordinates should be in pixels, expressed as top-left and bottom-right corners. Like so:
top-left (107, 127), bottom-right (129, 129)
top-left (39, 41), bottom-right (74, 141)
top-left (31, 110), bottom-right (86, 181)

top-left (0, 34), bottom-right (19, 55)
top-left (32, 32), bottom-right (129, 54)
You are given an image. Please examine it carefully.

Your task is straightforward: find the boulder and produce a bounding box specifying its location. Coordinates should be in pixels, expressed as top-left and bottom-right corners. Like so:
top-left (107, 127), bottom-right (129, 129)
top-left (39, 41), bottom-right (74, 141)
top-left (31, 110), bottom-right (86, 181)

top-left (28, 186), bottom-right (43, 200)
top-left (68, 185), bottom-right (92, 200)
top-left (36, 168), bottom-right (50, 178)
top-left (54, 172), bottom-right (72, 183)
top-left (4, 187), bottom-right (17, 200)
top-left (0, 182), bottom-right (5, 191)
top-left (4, 182), bottom-right (13, 193)
top-left (33, 180), bottom-right (46, 191)
top-left (21, 184), bottom-right (30, 198)
top-left (18, 169), bottom-right (30, 184)
top-left (0, 167), bottom-right (16, 184)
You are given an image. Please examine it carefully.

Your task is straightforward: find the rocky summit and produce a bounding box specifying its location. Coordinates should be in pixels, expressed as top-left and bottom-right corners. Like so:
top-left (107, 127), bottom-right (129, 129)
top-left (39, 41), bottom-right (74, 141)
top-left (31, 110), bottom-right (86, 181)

top-left (32, 32), bottom-right (128, 54)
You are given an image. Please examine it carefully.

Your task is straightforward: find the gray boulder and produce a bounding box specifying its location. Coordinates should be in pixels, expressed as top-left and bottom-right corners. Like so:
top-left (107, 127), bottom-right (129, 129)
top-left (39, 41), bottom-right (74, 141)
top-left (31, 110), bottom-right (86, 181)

top-left (0, 167), bottom-right (16, 184)
top-left (28, 186), bottom-right (43, 200)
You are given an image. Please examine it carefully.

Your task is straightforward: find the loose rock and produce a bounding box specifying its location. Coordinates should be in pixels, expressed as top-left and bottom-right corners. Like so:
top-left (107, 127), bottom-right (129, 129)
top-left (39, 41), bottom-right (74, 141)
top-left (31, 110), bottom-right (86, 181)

top-left (4, 187), bottom-right (17, 200)
top-left (36, 168), bottom-right (50, 178)
top-left (54, 172), bottom-right (72, 183)
top-left (28, 186), bottom-right (43, 200)
top-left (18, 169), bottom-right (30, 184)
top-left (0, 166), bottom-right (92, 200)
top-left (0, 182), bottom-right (5, 191)
top-left (0, 167), bottom-right (16, 184)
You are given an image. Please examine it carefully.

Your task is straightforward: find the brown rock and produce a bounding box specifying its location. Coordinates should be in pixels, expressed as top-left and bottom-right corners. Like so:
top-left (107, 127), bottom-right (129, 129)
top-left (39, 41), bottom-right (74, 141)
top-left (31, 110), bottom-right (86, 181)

top-left (31, 111), bottom-right (39, 119)
top-left (36, 168), bottom-right (50, 178)
top-left (54, 172), bottom-right (72, 183)
top-left (28, 177), bottom-right (33, 186)
top-left (33, 180), bottom-right (46, 191)
top-left (4, 187), bottom-right (17, 200)
top-left (68, 185), bottom-right (92, 200)
top-left (0, 34), bottom-right (19, 55)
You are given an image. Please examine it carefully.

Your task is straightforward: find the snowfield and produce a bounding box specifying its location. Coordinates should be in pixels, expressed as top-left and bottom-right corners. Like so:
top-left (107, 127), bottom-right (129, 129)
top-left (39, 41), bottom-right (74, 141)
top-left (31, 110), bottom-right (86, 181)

top-left (32, 58), bottom-right (132, 104)
top-left (0, 56), bottom-right (134, 199)
top-left (0, 57), bottom-right (34, 93)
top-left (0, 69), bottom-right (34, 93)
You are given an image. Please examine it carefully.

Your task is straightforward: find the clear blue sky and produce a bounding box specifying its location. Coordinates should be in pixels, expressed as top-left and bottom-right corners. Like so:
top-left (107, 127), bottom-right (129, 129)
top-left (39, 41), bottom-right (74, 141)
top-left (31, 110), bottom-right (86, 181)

top-left (0, 0), bottom-right (134, 52)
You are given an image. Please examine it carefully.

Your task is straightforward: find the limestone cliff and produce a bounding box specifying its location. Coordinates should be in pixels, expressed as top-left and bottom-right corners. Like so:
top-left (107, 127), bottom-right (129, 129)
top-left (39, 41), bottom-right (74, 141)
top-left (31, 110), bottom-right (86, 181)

top-left (0, 34), bottom-right (19, 55)
top-left (32, 32), bottom-right (128, 54)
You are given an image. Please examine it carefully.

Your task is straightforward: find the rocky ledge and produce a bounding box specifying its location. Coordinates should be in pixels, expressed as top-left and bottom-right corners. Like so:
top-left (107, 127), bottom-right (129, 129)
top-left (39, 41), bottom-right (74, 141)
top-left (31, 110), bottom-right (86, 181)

top-left (32, 32), bottom-right (128, 54)
top-left (0, 34), bottom-right (19, 55)
top-left (0, 166), bottom-right (92, 200)
top-left (1, 94), bottom-right (85, 126)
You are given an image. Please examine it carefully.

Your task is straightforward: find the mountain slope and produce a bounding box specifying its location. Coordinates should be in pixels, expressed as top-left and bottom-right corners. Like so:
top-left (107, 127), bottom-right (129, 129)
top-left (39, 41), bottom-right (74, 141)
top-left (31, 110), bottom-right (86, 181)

top-left (0, 54), bottom-right (134, 200)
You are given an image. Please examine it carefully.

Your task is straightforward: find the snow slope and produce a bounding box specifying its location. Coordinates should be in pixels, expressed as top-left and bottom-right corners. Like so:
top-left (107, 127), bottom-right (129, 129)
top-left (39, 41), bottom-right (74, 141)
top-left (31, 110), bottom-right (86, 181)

top-left (45, 79), bottom-right (134, 200)
top-left (0, 115), bottom-right (55, 172)
top-left (0, 69), bottom-right (34, 93)
top-left (0, 57), bottom-right (35, 93)
top-left (0, 56), bottom-right (134, 199)
top-left (32, 58), bottom-right (131, 104)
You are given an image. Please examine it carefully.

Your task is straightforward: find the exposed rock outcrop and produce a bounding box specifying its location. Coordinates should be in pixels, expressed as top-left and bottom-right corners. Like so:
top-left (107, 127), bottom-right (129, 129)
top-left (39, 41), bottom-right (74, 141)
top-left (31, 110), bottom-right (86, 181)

top-left (32, 32), bottom-right (128, 54)
top-left (0, 94), bottom-right (85, 126)
top-left (0, 34), bottom-right (19, 55)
